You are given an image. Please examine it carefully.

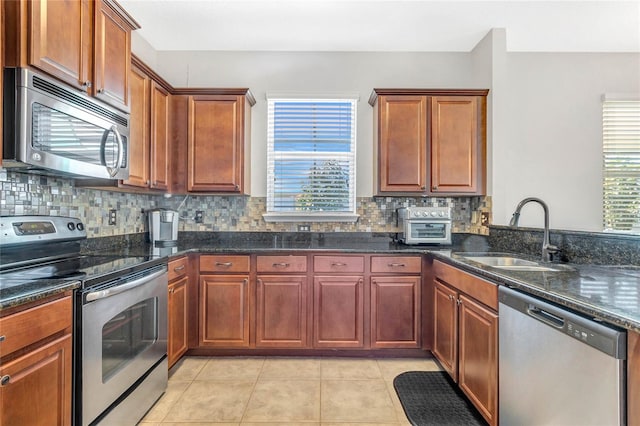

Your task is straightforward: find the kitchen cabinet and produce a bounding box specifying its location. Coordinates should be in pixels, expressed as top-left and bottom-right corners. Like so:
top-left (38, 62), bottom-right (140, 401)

top-left (186, 92), bottom-right (255, 193)
top-left (370, 89), bottom-right (488, 196)
top-left (629, 331), bottom-right (640, 426)
top-left (313, 255), bottom-right (365, 348)
top-left (168, 256), bottom-right (189, 368)
top-left (432, 260), bottom-right (498, 426)
top-left (256, 256), bottom-right (308, 348)
top-left (122, 64), bottom-right (150, 188)
top-left (149, 81), bottom-right (171, 190)
top-left (370, 256), bottom-right (422, 348)
top-left (4, 0), bottom-right (139, 112)
top-left (0, 294), bottom-right (73, 426)
top-left (199, 255), bottom-right (251, 348)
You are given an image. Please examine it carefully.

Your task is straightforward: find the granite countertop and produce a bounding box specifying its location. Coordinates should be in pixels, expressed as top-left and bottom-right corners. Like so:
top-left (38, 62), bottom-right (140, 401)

top-left (0, 278), bottom-right (81, 310)
top-left (3, 232), bottom-right (639, 334)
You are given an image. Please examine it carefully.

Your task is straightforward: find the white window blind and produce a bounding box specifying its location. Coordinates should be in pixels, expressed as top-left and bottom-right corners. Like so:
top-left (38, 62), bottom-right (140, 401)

top-left (265, 97), bottom-right (357, 221)
top-left (603, 98), bottom-right (640, 232)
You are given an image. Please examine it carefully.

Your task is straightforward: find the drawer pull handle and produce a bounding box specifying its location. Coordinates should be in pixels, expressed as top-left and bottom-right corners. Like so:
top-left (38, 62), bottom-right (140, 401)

top-left (215, 262), bottom-right (233, 267)
top-left (169, 288), bottom-right (175, 294)
top-left (0, 375), bottom-right (10, 386)
top-left (173, 265), bottom-right (186, 272)
top-left (331, 262), bottom-right (347, 267)
top-left (272, 263), bottom-right (290, 268)
top-left (388, 263), bottom-right (406, 267)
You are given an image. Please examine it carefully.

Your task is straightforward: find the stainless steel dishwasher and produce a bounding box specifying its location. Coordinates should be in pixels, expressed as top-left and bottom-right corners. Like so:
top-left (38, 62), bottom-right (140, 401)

top-left (499, 286), bottom-right (626, 426)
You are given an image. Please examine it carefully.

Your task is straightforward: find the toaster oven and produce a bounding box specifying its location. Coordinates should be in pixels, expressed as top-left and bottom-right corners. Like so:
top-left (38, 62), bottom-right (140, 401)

top-left (397, 207), bottom-right (452, 245)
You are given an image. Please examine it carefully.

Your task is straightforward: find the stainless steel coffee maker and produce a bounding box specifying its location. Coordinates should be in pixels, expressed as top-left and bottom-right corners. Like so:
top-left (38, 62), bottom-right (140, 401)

top-left (147, 208), bottom-right (178, 247)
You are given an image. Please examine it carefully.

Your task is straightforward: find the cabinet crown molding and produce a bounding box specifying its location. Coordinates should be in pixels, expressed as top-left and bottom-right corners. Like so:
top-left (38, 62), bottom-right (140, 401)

top-left (368, 88), bottom-right (490, 106)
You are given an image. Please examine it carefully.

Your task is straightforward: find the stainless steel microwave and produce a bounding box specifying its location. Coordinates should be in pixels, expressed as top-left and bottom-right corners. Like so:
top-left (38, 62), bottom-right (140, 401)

top-left (397, 207), bottom-right (452, 245)
top-left (2, 67), bottom-right (130, 180)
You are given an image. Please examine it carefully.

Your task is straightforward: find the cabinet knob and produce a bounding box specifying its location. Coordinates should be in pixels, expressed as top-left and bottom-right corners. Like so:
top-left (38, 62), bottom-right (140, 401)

top-left (81, 80), bottom-right (92, 88)
top-left (0, 375), bottom-right (10, 386)
top-left (97, 88), bottom-right (105, 94)
top-left (432, 186), bottom-right (438, 191)
top-left (169, 288), bottom-right (174, 294)
top-left (0, 335), bottom-right (5, 343)
top-left (421, 186), bottom-right (426, 190)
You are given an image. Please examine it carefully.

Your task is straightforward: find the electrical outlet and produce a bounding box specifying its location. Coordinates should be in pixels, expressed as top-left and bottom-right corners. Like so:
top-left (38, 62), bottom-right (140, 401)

top-left (108, 209), bottom-right (117, 225)
top-left (298, 224), bottom-right (310, 232)
top-left (195, 210), bottom-right (204, 223)
top-left (481, 212), bottom-right (490, 226)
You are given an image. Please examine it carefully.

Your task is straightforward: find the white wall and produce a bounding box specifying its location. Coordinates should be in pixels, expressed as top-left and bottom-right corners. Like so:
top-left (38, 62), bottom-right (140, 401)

top-left (494, 52), bottom-right (640, 231)
top-left (139, 34), bottom-right (640, 233)
top-left (154, 51), bottom-right (478, 197)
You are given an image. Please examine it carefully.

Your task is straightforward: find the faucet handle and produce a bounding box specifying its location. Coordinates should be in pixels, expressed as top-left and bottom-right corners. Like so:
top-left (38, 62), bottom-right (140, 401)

top-left (546, 243), bottom-right (560, 253)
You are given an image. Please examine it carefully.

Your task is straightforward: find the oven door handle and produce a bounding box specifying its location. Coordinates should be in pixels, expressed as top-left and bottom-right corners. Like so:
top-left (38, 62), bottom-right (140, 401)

top-left (85, 268), bottom-right (166, 302)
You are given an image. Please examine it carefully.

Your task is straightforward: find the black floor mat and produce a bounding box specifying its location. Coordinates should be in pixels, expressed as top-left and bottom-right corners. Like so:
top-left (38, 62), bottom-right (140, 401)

top-left (393, 371), bottom-right (487, 426)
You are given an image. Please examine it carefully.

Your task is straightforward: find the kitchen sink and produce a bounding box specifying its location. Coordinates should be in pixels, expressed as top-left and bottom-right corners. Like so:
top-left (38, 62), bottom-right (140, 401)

top-left (461, 255), bottom-right (567, 272)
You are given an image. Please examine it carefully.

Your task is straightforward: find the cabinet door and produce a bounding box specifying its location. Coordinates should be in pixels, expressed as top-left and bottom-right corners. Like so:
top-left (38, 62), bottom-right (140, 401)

top-left (0, 334), bottom-right (72, 426)
top-left (188, 95), bottom-right (245, 192)
top-left (93, 0), bottom-right (131, 110)
top-left (430, 96), bottom-right (482, 194)
top-left (313, 275), bottom-right (364, 348)
top-left (200, 274), bottom-right (250, 348)
top-left (168, 276), bottom-right (189, 368)
top-left (28, 0), bottom-right (92, 91)
top-left (256, 275), bottom-right (308, 348)
top-left (432, 280), bottom-right (458, 380)
top-left (123, 65), bottom-right (150, 187)
top-left (458, 294), bottom-right (498, 426)
top-left (378, 95), bottom-right (427, 193)
top-left (371, 276), bottom-right (421, 348)
top-left (150, 82), bottom-right (170, 190)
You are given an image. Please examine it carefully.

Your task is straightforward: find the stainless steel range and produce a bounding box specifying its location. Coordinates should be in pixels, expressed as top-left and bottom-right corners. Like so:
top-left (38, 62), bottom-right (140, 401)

top-left (0, 216), bottom-right (168, 426)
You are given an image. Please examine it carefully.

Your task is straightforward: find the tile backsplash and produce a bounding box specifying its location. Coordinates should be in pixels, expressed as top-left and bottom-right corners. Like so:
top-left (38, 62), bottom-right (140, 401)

top-left (0, 170), bottom-right (491, 238)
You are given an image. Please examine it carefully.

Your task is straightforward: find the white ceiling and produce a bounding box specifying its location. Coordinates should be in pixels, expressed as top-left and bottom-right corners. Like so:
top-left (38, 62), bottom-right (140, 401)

top-left (119, 0), bottom-right (640, 52)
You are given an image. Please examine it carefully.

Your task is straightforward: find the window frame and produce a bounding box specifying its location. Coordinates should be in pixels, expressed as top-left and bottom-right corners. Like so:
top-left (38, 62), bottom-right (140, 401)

top-left (602, 94), bottom-right (640, 234)
top-left (263, 94), bottom-right (359, 223)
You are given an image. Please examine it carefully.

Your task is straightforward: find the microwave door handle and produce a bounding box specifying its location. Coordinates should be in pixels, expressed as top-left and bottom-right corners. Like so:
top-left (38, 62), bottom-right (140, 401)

top-left (100, 125), bottom-right (124, 178)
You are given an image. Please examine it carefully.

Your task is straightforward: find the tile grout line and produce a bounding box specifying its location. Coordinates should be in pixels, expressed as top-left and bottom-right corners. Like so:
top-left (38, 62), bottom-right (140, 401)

top-left (238, 357), bottom-right (266, 424)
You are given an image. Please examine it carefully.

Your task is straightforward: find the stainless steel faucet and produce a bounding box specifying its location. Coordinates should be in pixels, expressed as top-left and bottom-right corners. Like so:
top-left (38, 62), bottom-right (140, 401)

top-left (509, 197), bottom-right (559, 262)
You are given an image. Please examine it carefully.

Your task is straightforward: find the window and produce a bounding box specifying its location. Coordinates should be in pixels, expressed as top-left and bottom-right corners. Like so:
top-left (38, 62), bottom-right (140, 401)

top-left (602, 96), bottom-right (640, 233)
top-left (264, 96), bottom-right (358, 222)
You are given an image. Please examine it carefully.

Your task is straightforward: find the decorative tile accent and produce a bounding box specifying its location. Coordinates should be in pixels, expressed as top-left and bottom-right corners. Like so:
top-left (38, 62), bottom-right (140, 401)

top-left (0, 169), bottom-right (491, 237)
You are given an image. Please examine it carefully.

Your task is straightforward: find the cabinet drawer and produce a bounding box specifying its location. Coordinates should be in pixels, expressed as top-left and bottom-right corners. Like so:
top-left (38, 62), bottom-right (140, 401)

top-left (200, 255), bottom-right (250, 273)
top-left (0, 296), bottom-right (72, 356)
top-left (168, 256), bottom-right (189, 281)
top-left (257, 255), bottom-right (307, 273)
top-left (313, 256), bottom-right (364, 273)
top-left (371, 256), bottom-right (421, 273)
top-left (433, 260), bottom-right (498, 310)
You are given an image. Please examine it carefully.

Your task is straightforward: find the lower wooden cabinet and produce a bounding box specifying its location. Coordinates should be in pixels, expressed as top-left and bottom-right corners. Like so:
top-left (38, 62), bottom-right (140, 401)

top-left (0, 335), bottom-right (72, 426)
top-left (168, 275), bottom-right (189, 367)
top-left (458, 294), bottom-right (498, 425)
top-left (371, 276), bottom-right (421, 348)
top-left (313, 275), bottom-right (364, 348)
top-left (432, 261), bottom-right (498, 426)
top-left (433, 280), bottom-right (458, 377)
top-left (0, 295), bottom-right (72, 426)
top-left (200, 274), bottom-right (250, 348)
top-left (256, 275), bottom-right (308, 348)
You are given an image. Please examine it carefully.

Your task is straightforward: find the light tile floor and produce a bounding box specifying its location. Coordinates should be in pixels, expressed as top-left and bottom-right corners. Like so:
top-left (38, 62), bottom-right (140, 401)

top-left (139, 356), bottom-right (442, 425)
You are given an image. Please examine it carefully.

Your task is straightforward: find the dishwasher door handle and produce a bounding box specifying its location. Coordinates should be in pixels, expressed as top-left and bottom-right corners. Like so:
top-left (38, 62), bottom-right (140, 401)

top-left (527, 305), bottom-right (565, 328)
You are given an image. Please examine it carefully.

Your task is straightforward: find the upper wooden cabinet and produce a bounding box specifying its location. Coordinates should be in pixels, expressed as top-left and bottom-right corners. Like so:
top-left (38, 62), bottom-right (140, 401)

top-left (4, 0), bottom-right (139, 112)
top-left (122, 58), bottom-right (171, 190)
top-left (184, 92), bottom-right (254, 193)
top-left (370, 89), bottom-right (488, 196)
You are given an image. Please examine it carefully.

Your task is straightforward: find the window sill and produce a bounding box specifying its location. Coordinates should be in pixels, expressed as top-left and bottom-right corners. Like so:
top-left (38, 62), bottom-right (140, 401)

top-left (263, 212), bottom-right (359, 223)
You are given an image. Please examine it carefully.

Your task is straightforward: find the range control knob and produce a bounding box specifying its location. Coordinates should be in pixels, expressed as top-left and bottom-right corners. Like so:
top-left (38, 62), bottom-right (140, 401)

top-left (67, 222), bottom-right (76, 231)
top-left (76, 222), bottom-right (85, 231)
top-left (431, 211), bottom-right (438, 217)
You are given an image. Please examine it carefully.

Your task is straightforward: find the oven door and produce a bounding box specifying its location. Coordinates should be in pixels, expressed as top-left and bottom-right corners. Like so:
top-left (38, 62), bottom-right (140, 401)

top-left (80, 266), bottom-right (167, 426)
top-left (404, 220), bottom-right (452, 244)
